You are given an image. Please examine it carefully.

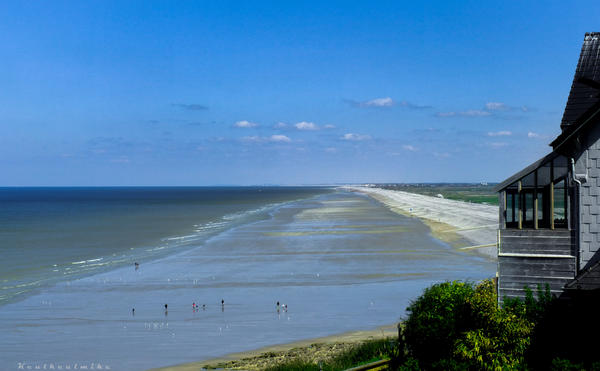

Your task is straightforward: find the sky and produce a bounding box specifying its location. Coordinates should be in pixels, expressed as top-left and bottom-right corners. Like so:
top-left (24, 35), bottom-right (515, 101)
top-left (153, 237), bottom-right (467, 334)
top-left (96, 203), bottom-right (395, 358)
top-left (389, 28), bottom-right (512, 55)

top-left (1, 1), bottom-right (599, 186)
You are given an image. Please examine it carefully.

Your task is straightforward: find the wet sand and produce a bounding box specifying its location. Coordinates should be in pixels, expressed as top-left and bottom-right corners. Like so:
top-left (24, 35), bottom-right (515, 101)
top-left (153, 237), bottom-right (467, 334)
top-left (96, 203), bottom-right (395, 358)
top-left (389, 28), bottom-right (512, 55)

top-left (147, 188), bottom-right (499, 371)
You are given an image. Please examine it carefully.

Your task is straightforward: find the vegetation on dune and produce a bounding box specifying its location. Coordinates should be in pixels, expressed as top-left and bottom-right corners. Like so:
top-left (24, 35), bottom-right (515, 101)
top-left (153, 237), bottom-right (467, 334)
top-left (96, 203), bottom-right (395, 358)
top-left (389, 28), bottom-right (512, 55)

top-left (377, 183), bottom-right (498, 205)
top-left (262, 338), bottom-right (399, 371)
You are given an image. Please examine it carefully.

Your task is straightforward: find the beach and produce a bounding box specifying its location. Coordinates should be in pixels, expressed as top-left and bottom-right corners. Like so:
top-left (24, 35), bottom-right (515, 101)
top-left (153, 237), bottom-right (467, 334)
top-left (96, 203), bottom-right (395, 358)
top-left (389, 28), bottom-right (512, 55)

top-left (152, 325), bottom-right (398, 371)
top-left (0, 187), bottom-right (496, 371)
top-left (146, 187), bottom-right (500, 370)
top-left (347, 187), bottom-right (499, 259)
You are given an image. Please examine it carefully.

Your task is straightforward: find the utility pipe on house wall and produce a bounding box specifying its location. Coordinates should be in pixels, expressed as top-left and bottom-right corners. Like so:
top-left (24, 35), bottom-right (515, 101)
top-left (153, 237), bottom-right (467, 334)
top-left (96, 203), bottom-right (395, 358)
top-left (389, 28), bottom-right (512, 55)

top-left (571, 158), bottom-right (582, 187)
top-left (571, 157), bottom-right (581, 270)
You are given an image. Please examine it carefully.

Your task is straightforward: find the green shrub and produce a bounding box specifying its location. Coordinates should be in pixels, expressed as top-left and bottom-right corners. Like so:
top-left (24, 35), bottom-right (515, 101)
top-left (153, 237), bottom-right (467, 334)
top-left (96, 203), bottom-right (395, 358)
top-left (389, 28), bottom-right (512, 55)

top-left (454, 280), bottom-right (533, 370)
top-left (503, 284), bottom-right (553, 323)
top-left (402, 281), bottom-right (475, 367)
top-left (402, 279), bottom-right (535, 370)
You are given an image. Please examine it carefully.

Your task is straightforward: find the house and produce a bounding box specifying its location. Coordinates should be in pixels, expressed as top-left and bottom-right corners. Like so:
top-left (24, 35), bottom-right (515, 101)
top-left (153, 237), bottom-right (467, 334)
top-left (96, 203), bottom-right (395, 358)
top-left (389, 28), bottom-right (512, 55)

top-left (494, 32), bottom-right (600, 301)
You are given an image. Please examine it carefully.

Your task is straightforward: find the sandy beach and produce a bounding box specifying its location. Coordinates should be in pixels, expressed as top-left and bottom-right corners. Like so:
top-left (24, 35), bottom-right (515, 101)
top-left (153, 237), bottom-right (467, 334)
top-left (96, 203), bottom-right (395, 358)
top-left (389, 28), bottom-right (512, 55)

top-left (151, 325), bottom-right (398, 371)
top-left (146, 188), bottom-right (499, 371)
top-left (348, 187), bottom-right (499, 259)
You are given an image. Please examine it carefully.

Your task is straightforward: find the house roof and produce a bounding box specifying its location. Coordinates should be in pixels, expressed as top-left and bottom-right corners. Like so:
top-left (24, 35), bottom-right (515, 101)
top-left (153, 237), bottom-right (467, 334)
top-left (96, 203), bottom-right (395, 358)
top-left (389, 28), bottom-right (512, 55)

top-left (559, 33), bottom-right (600, 132)
top-left (492, 151), bottom-right (557, 192)
top-left (495, 33), bottom-right (600, 193)
top-left (566, 260), bottom-right (600, 290)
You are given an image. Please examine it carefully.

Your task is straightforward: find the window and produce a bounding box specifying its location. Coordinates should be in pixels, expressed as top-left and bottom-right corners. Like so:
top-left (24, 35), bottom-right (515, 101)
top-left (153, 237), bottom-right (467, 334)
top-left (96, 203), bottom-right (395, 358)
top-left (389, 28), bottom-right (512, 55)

top-left (506, 190), bottom-right (519, 228)
top-left (502, 155), bottom-right (569, 230)
top-left (553, 178), bottom-right (568, 228)
top-left (537, 190), bottom-right (549, 228)
top-left (523, 191), bottom-right (535, 228)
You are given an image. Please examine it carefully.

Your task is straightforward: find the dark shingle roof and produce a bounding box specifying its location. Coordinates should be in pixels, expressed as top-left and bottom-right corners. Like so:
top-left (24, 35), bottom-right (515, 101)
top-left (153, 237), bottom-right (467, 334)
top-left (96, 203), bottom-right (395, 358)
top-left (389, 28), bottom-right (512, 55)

top-left (559, 33), bottom-right (600, 131)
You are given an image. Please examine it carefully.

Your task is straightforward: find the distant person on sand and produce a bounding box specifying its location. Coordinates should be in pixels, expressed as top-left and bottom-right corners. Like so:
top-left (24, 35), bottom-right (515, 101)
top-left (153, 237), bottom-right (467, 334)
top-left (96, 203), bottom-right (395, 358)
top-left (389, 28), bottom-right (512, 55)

top-left (277, 301), bottom-right (280, 313)
top-left (132, 308), bottom-right (135, 316)
top-left (134, 262), bottom-right (139, 270)
top-left (202, 304), bottom-right (206, 310)
top-left (164, 303), bottom-right (168, 316)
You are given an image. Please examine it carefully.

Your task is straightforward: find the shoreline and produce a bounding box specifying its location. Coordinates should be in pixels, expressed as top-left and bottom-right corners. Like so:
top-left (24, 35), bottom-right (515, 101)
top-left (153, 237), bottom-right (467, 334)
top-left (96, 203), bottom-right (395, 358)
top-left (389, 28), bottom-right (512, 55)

top-left (149, 324), bottom-right (398, 371)
top-left (148, 187), bottom-right (499, 371)
top-left (347, 187), bottom-right (499, 260)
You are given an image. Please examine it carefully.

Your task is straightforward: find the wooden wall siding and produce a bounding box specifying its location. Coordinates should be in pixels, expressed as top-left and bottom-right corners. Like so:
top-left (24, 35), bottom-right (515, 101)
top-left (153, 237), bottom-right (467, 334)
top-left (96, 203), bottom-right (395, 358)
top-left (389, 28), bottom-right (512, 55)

top-left (500, 229), bottom-right (576, 256)
top-left (498, 229), bottom-right (577, 301)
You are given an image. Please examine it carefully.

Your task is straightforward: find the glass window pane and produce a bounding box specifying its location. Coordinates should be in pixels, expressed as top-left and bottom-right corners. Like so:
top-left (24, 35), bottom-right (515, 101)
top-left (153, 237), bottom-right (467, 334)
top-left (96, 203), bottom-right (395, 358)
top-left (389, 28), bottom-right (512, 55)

top-left (522, 172), bottom-right (535, 188)
top-left (538, 164), bottom-right (551, 186)
top-left (554, 179), bottom-right (567, 228)
top-left (525, 193), bottom-right (534, 222)
top-left (554, 156), bottom-right (569, 181)
top-left (506, 193), bottom-right (514, 223)
top-left (537, 192), bottom-right (544, 222)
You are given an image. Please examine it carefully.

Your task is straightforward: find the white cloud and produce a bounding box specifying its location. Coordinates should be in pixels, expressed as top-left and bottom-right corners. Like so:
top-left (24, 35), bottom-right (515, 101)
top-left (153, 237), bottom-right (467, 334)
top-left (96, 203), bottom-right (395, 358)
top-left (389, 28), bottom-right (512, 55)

top-left (528, 131), bottom-right (540, 138)
top-left (324, 124), bottom-right (336, 129)
top-left (433, 152), bottom-right (450, 158)
top-left (342, 133), bottom-right (371, 141)
top-left (241, 136), bottom-right (261, 142)
top-left (402, 144), bottom-right (417, 151)
top-left (234, 120), bottom-right (258, 128)
top-left (241, 135), bottom-right (292, 143)
top-left (270, 135), bottom-right (291, 142)
top-left (295, 121), bottom-right (318, 130)
top-left (274, 122), bottom-right (287, 128)
top-left (488, 142), bottom-right (508, 149)
top-left (111, 156), bottom-right (130, 163)
top-left (363, 97), bottom-right (394, 107)
top-left (325, 147), bottom-right (337, 153)
top-left (462, 110), bottom-right (492, 117)
top-left (437, 110), bottom-right (491, 118)
top-left (436, 112), bottom-right (457, 117)
top-left (485, 102), bottom-right (509, 111)
top-left (487, 131), bottom-right (512, 137)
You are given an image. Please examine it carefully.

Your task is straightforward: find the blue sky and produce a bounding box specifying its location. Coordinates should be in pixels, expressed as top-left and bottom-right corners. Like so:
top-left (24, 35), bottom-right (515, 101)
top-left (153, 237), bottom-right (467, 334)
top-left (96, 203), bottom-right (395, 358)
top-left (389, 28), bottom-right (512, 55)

top-left (1, 1), bottom-right (599, 185)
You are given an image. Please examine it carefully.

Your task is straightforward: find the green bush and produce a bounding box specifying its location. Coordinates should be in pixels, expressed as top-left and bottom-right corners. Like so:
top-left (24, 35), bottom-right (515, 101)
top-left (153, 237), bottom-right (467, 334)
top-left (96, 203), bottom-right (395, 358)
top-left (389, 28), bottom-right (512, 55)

top-left (502, 284), bottom-right (552, 323)
top-left (454, 280), bottom-right (533, 370)
top-left (402, 280), bottom-right (535, 370)
top-left (402, 281), bottom-right (475, 367)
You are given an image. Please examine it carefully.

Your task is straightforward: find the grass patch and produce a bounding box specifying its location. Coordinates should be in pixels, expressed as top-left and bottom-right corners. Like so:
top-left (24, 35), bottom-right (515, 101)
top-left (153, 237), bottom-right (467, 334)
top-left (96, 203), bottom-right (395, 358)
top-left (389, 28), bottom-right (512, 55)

top-left (377, 183), bottom-right (498, 205)
top-left (263, 338), bottom-right (398, 371)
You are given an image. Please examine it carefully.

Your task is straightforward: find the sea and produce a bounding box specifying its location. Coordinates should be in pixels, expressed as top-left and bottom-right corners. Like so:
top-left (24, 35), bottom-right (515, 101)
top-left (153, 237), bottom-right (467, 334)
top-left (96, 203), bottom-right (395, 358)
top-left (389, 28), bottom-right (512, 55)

top-left (0, 187), bottom-right (496, 371)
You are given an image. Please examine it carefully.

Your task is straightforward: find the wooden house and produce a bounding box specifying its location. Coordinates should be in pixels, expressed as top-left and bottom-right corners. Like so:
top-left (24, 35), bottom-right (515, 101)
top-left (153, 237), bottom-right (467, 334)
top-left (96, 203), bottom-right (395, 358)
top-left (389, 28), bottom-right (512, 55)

top-left (494, 32), bottom-right (600, 301)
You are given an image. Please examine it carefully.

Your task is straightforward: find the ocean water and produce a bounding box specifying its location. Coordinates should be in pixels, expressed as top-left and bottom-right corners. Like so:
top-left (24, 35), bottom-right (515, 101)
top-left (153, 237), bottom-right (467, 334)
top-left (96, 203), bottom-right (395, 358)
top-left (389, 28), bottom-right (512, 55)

top-left (0, 187), bottom-right (329, 305)
top-left (0, 187), bottom-right (496, 371)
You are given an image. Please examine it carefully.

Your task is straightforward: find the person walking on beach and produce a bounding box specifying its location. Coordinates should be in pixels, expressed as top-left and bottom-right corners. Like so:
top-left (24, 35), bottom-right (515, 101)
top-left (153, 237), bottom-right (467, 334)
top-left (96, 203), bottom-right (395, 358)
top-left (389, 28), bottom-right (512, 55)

top-left (164, 303), bottom-right (168, 316)
top-left (277, 301), bottom-right (280, 313)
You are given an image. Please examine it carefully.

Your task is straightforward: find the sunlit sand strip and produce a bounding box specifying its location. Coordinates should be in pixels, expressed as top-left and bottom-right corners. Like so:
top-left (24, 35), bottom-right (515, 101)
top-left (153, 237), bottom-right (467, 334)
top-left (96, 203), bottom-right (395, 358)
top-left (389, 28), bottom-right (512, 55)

top-left (263, 227), bottom-right (408, 237)
top-left (347, 187), bottom-right (499, 259)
